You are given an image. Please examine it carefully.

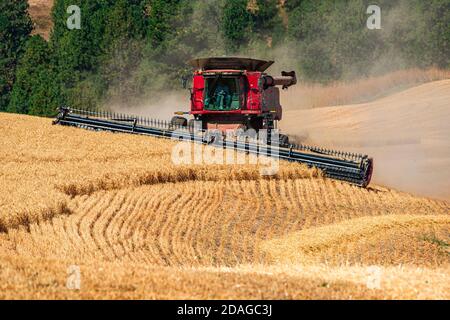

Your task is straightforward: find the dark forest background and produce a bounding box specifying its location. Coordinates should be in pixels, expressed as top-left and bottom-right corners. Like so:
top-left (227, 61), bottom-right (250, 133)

top-left (1, 0), bottom-right (449, 116)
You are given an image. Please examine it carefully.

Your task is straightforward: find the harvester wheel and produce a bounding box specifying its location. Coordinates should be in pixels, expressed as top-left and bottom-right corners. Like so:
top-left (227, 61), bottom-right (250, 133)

top-left (279, 134), bottom-right (290, 147)
top-left (170, 116), bottom-right (187, 129)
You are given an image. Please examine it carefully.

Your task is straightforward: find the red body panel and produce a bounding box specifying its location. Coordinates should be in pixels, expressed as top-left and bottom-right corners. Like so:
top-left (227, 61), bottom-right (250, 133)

top-left (191, 74), bottom-right (205, 111)
top-left (245, 72), bottom-right (262, 111)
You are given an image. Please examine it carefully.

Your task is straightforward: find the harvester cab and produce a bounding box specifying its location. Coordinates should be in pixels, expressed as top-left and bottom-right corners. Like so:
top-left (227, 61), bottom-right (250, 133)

top-left (173, 57), bottom-right (296, 139)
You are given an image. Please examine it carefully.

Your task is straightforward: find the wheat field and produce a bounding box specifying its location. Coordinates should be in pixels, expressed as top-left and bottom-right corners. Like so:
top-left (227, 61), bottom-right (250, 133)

top-left (0, 112), bottom-right (449, 299)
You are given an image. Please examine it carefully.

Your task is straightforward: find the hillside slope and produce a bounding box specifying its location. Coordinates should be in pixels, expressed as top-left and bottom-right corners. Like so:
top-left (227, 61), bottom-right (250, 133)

top-left (0, 112), bottom-right (448, 299)
top-left (28, 0), bottom-right (53, 39)
top-left (281, 80), bottom-right (450, 200)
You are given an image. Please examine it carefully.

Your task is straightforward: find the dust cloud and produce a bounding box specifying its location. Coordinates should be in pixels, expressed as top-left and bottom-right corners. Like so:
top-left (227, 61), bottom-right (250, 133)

top-left (276, 2), bottom-right (450, 200)
top-left (281, 80), bottom-right (450, 201)
top-left (109, 91), bottom-right (189, 121)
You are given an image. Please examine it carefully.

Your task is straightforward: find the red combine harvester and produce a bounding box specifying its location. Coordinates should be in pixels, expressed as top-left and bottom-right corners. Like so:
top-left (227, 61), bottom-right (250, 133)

top-left (53, 57), bottom-right (373, 187)
top-left (171, 57), bottom-right (295, 145)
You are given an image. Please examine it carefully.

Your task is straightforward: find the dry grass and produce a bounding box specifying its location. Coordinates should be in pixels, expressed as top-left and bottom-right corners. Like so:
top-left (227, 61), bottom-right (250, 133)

top-left (282, 68), bottom-right (450, 110)
top-left (0, 111), bottom-right (448, 299)
top-left (0, 112), bottom-right (312, 232)
top-left (263, 215), bottom-right (450, 266)
top-left (28, 0), bottom-right (54, 40)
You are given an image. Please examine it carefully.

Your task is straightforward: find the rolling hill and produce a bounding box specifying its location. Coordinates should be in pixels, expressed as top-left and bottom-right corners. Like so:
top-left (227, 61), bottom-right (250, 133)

top-left (28, 0), bottom-right (53, 39)
top-left (0, 99), bottom-right (448, 298)
top-left (282, 80), bottom-right (450, 201)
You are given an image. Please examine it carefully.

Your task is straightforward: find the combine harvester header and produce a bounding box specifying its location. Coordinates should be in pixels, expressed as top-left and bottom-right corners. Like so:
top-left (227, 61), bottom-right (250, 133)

top-left (53, 107), bottom-right (373, 187)
top-left (53, 57), bottom-right (373, 187)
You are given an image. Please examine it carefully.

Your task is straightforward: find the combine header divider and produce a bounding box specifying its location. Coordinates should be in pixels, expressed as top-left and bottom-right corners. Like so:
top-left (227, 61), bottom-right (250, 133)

top-left (53, 107), bottom-right (373, 187)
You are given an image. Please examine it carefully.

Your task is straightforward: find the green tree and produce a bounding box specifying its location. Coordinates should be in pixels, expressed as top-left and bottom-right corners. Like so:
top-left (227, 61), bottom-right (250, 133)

top-left (51, 0), bottom-right (110, 89)
top-left (286, 0), bottom-right (397, 81)
top-left (251, 0), bottom-right (281, 38)
top-left (222, 0), bottom-right (252, 51)
top-left (146, 0), bottom-right (182, 48)
top-left (99, 0), bottom-right (148, 105)
top-left (384, 0), bottom-right (450, 69)
top-left (50, 0), bottom-right (150, 109)
top-left (8, 36), bottom-right (60, 116)
top-left (0, 0), bottom-right (32, 110)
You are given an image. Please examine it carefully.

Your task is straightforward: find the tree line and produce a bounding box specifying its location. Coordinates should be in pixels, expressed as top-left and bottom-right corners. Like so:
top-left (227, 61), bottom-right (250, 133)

top-left (1, 0), bottom-right (449, 116)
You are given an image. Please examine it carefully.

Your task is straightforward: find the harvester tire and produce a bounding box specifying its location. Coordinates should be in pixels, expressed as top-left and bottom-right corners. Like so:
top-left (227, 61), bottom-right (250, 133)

top-left (279, 134), bottom-right (290, 147)
top-left (170, 116), bottom-right (187, 129)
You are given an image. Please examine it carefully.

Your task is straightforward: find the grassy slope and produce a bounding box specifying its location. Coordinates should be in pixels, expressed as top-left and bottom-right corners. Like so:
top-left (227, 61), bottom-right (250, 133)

top-left (282, 80), bottom-right (450, 200)
top-left (28, 0), bottom-right (53, 40)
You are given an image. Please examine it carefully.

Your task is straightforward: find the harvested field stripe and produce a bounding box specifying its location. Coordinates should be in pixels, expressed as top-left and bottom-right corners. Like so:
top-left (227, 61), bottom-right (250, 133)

top-left (262, 214), bottom-right (450, 264)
